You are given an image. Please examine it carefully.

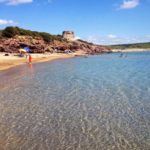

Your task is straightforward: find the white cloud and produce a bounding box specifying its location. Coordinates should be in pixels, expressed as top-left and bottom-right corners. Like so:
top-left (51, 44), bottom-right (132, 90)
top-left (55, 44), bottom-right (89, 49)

top-left (0, 19), bottom-right (16, 25)
top-left (107, 34), bottom-right (117, 39)
top-left (86, 34), bottom-right (121, 45)
top-left (86, 36), bottom-right (100, 44)
top-left (119, 0), bottom-right (139, 9)
top-left (75, 36), bottom-right (80, 40)
top-left (0, 0), bottom-right (33, 5)
top-left (85, 34), bottom-right (150, 45)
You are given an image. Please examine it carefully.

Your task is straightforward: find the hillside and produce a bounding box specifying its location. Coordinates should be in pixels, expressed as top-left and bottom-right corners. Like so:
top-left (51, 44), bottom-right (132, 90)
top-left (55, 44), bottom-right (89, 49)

top-left (0, 27), bottom-right (111, 54)
top-left (107, 42), bottom-right (150, 50)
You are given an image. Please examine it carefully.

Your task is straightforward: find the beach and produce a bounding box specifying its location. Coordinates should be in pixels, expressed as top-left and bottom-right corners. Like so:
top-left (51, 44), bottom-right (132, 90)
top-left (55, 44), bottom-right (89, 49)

top-left (112, 48), bottom-right (150, 53)
top-left (0, 51), bottom-right (86, 71)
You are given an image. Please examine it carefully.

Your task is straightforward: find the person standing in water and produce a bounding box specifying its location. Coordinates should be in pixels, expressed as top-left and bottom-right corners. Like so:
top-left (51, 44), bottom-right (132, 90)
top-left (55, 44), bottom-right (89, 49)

top-left (29, 54), bottom-right (32, 64)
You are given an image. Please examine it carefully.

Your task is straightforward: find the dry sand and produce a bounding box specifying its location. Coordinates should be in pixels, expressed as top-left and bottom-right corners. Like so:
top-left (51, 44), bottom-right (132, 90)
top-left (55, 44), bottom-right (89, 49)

top-left (0, 51), bottom-right (86, 71)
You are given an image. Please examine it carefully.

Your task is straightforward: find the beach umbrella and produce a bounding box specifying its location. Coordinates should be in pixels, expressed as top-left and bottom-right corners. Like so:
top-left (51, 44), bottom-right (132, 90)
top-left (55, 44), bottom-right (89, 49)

top-left (19, 48), bottom-right (27, 57)
top-left (24, 47), bottom-right (31, 53)
top-left (19, 48), bottom-right (27, 53)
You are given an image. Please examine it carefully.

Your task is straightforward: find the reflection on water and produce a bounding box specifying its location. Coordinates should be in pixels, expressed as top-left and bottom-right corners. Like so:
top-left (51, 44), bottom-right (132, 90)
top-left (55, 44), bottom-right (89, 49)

top-left (0, 52), bottom-right (150, 150)
top-left (0, 63), bottom-right (34, 89)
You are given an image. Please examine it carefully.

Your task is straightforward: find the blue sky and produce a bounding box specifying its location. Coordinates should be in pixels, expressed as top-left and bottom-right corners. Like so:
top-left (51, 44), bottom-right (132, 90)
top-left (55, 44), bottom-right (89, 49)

top-left (0, 0), bottom-right (150, 45)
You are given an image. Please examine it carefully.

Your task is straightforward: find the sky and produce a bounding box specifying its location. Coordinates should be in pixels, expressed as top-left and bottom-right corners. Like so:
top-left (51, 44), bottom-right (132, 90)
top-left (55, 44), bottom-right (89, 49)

top-left (0, 0), bottom-right (150, 45)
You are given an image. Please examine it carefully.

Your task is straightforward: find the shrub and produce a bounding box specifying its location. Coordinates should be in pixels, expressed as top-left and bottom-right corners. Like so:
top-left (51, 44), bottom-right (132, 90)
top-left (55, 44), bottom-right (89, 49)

top-left (39, 32), bottom-right (52, 43)
top-left (0, 30), bottom-right (2, 38)
top-left (1, 26), bottom-right (66, 43)
top-left (2, 26), bottom-right (19, 38)
top-left (78, 39), bottom-right (93, 45)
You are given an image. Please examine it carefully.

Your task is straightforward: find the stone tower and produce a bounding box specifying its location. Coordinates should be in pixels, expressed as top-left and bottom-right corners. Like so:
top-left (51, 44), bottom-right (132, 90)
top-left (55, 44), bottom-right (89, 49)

top-left (62, 31), bottom-right (75, 41)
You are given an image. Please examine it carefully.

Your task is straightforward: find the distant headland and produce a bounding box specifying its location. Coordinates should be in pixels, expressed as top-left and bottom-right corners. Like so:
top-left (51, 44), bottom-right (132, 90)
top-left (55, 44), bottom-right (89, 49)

top-left (107, 42), bottom-right (150, 52)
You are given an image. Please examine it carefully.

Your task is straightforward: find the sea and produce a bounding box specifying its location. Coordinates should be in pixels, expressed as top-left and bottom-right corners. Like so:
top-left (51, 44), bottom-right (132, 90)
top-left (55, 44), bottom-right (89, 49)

top-left (0, 52), bottom-right (150, 150)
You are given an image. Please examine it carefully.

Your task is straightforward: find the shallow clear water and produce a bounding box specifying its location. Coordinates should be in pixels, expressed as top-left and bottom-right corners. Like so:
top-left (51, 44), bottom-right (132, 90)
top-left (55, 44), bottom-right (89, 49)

top-left (0, 52), bottom-right (150, 150)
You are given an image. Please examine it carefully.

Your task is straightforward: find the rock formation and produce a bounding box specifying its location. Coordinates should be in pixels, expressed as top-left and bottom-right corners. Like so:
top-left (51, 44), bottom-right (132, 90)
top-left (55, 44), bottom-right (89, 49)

top-left (0, 35), bottom-right (111, 54)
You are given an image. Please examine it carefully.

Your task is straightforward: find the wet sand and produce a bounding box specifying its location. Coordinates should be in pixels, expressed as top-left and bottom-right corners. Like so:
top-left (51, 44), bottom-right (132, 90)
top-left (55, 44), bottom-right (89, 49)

top-left (0, 51), bottom-right (86, 71)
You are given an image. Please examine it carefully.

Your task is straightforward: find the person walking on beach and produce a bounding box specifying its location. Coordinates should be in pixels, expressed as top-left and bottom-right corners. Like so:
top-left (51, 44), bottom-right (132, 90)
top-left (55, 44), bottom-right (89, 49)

top-left (28, 54), bottom-right (32, 64)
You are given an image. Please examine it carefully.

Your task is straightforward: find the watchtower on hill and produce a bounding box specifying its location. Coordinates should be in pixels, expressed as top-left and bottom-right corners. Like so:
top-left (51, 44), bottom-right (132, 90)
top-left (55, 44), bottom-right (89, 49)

top-left (62, 31), bottom-right (75, 41)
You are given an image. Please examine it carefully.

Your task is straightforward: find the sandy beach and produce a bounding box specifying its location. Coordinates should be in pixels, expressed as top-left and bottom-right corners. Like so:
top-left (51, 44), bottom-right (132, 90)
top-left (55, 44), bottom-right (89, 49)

top-left (112, 48), bottom-right (150, 53)
top-left (0, 51), bottom-right (86, 71)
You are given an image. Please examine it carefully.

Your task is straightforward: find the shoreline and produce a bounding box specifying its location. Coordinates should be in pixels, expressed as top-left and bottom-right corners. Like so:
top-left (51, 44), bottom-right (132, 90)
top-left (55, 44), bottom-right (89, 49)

top-left (112, 48), bottom-right (150, 53)
top-left (0, 51), bottom-right (86, 71)
top-left (1, 48), bottom-right (149, 71)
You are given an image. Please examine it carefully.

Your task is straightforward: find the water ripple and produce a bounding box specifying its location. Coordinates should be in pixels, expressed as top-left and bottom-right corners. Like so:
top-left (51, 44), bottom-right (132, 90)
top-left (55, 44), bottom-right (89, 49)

top-left (0, 52), bottom-right (150, 150)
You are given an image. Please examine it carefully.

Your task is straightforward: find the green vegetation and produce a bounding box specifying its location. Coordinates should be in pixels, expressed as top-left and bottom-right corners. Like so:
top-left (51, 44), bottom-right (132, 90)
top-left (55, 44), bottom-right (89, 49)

top-left (0, 30), bottom-right (2, 38)
top-left (1, 26), bottom-right (65, 43)
top-left (2, 26), bottom-right (19, 38)
top-left (108, 42), bottom-right (150, 49)
top-left (77, 39), bottom-right (94, 45)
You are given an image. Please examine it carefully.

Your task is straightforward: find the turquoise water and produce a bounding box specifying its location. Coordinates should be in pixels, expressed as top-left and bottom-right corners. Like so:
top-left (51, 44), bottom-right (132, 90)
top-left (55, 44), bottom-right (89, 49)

top-left (0, 52), bottom-right (150, 150)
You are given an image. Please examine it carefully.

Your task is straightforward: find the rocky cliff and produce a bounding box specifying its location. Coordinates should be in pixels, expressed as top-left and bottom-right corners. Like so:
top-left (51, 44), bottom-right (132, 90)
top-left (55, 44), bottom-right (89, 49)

top-left (0, 27), bottom-right (111, 54)
top-left (0, 36), bottom-right (111, 54)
